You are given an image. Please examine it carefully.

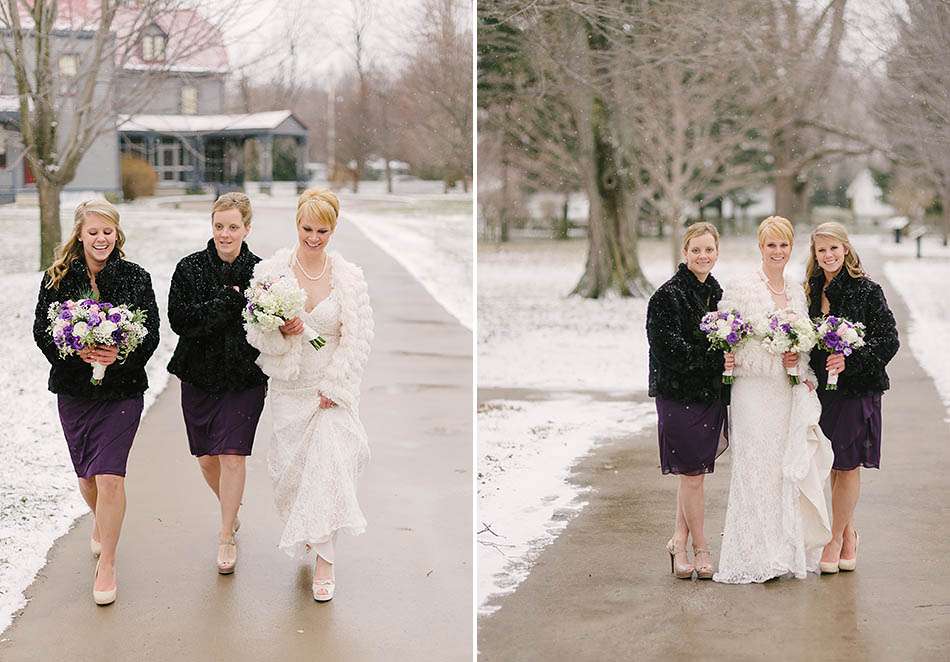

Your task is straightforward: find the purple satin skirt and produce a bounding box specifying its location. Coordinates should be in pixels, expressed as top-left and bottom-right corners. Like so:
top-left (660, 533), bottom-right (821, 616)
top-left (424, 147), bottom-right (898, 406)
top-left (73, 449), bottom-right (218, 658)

top-left (818, 390), bottom-right (882, 470)
top-left (57, 394), bottom-right (144, 479)
top-left (656, 397), bottom-right (728, 475)
top-left (180, 381), bottom-right (266, 457)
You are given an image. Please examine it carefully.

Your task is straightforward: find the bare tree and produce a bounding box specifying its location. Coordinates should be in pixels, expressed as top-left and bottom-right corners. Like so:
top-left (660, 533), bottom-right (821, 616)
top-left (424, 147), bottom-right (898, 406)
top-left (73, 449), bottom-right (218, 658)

top-left (0, 0), bottom-right (253, 268)
top-left (600, 0), bottom-right (768, 267)
top-left (749, 0), bottom-right (875, 223)
top-left (877, 0), bottom-right (950, 243)
top-left (400, 0), bottom-right (472, 192)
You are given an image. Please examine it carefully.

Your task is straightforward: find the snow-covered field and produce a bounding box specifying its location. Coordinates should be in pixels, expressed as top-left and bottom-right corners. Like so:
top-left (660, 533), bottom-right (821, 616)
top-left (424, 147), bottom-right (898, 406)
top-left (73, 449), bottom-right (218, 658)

top-left (883, 261), bottom-right (950, 419)
top-left (477, 398), bottom-right (655, 614)
top-left (0, 187), bottom-right (471, 634)
top-left (476, 235), bottom-right (813, 612)
top-left (344, 194), bottom-right (472, 330)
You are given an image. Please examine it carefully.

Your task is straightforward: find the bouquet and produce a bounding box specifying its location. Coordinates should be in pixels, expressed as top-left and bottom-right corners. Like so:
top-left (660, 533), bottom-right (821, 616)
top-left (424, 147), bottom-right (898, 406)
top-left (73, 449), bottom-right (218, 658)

top-left (757, 309), bottom-right (818, 385)
top-left (47, 297), bottom-right (149, 384)
top-left (243, 275), bottom-right (326, 351)
top-left (814, 315), bottom-right (866, 390)
top-left (699, 309), bottom-right (754, 384)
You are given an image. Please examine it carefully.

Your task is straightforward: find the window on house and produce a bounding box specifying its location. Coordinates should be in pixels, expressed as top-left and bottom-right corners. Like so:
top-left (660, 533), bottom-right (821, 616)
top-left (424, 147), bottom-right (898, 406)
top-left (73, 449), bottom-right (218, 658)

top-left (59, 54), bottom-right (79, 78)
top-left (181, 86), bottom-right (198, 115)
top-left (142, 32), bottom-right (167, 62)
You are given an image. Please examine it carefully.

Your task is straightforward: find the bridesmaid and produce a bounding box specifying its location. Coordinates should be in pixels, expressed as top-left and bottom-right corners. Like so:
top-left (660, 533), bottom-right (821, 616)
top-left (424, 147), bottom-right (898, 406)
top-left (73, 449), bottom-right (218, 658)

top-left (805, 221), bottom-right (899, 573)
top-left (646, 222), bottom-right (729, 580)
top-left (167, 192), bottom-right (267, 574)
top-left (32, 199), bottom-right (160, 605)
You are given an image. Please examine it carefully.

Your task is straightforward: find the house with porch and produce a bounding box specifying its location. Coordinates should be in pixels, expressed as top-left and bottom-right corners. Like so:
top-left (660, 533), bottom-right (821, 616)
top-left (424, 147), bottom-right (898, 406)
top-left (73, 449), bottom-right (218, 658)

top-left (0, 1), bottom-right (307, 201)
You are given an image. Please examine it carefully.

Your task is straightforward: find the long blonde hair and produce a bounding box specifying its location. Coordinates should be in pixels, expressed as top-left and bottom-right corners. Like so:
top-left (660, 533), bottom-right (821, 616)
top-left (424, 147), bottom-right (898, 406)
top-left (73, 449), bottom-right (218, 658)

top-left (804, 221), bottom-right (865, 298)
top-left (45, 199), bottom-right (126, 289)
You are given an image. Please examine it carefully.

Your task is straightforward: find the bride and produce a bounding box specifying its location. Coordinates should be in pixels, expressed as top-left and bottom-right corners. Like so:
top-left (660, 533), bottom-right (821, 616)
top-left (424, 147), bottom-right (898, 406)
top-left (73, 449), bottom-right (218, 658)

top-left (245, 188), bottom-right (373, 601)
top-left (714, 216), bottom-right (833, 584)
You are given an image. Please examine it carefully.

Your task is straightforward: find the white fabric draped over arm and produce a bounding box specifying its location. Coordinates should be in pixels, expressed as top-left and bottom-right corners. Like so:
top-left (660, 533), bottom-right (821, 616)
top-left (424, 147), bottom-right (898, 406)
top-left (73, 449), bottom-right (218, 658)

top-left (316, 261), bottom-right (374, 410)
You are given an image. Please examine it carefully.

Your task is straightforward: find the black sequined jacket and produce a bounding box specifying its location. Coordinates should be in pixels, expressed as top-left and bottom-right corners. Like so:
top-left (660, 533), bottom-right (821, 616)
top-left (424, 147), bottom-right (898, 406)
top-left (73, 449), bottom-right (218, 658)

top-left (167, 239), bottom-right (267, 394)
top-left (807, 270), bottom-right (899, 397)
top-left (647, 263), bottom-right (725, 403)
top-left (33, 251), bottom-right (160, 400)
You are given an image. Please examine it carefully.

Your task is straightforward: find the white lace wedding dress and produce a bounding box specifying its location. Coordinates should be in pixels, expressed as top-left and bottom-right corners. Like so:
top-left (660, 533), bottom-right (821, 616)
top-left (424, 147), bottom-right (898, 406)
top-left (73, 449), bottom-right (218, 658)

top-left (713, 272), bottom-right (834, 584)
top-left (245, 249), bottom-right (374, 560)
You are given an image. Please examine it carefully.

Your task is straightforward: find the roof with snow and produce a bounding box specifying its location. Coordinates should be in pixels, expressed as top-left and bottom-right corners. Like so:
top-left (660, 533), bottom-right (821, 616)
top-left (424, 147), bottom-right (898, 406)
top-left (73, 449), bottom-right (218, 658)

top-left (117, 111), bottom-right (308, 136)
top-left (13, 0), bottom-right (229, 74)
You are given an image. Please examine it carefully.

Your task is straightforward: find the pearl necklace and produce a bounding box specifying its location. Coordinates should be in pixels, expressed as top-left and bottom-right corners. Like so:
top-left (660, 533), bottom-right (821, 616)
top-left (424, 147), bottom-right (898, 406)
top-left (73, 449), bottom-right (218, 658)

top-left (760, 269), bottom-right (787, 296)
top-left (294, 251), bottom-right (329, 281)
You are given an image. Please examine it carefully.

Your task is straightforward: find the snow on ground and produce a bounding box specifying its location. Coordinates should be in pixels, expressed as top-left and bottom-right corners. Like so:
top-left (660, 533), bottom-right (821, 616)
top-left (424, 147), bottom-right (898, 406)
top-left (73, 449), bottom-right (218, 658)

top-left (0, 185), bottom-right (470, 633)
top-left (477, 398), bottom-right (655, 614)
top-left (476, 234), bottom-right (813, 611)
top-left (343, 194), bottom-right (473, 330)
top-left (883, 260), bottom-right (950, 420)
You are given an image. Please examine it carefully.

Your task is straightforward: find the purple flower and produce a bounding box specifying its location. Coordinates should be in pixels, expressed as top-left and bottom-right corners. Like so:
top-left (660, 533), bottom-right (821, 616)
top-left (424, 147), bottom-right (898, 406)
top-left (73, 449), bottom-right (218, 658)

top-left (109, 313), bottom-right (121, 323)
top-left (59, 309), bottom-right (72, 320)
top-left (780, 323), bottom-right (791, 333)
top-left (88, 313), bottom-right (101, 326)
top-left (769, 317), bottom-right (779, 330)
top-left (726, 332), bottom-right (739, 345)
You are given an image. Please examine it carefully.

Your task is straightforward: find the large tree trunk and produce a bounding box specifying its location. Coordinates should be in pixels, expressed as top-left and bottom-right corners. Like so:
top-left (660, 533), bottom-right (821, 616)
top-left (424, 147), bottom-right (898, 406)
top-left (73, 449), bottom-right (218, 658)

top-left (499, 124), bottom-right (510, 243)
top-left (771, 130), bottom-right (809, 224)
top-left (943, 181), bottom-right (950, 246)
top-left (572, 98), bottom-right (652, 298)
top-left (38, 178), bottom-right (63, 270)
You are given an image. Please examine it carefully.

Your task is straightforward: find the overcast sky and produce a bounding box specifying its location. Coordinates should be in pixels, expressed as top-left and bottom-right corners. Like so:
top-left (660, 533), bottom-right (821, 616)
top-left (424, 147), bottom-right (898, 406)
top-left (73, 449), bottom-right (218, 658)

top-left (212, 0), bottom-right (471, 85)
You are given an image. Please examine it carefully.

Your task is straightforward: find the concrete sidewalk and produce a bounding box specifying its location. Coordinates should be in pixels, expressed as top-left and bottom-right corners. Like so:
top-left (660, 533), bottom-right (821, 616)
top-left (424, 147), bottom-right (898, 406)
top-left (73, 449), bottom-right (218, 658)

top-left (2, 204), bottom-right (473, 661)
top-left (478, 246), bottom-right (950, 661)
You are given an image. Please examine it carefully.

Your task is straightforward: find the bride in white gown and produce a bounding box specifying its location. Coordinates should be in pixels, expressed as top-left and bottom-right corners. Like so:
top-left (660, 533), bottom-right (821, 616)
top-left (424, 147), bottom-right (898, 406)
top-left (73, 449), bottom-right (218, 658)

top-left (245, 188), bottom-right (373, 601)
top-left (713, 216), bottom-right (833, 584)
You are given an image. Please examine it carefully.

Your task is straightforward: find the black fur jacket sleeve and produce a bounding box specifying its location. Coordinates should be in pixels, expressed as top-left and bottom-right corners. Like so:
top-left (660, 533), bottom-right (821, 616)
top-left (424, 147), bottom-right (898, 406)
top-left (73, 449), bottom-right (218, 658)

top-left (647, 264), bottom-right (725, 403)
top-left (33, 252), bottom-right (160, 400)
top-left (807, 270), bottom-right (899, 396)
top-left (166, 239), bottom-right (267, 394)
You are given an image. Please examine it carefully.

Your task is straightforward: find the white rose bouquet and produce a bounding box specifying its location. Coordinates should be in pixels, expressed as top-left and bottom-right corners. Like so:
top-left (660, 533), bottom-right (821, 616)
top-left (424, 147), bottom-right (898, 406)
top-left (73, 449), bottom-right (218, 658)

top-left (757, 308), bottom-right (818, 385)
top-left (243, 275), bottom-right (326, 351)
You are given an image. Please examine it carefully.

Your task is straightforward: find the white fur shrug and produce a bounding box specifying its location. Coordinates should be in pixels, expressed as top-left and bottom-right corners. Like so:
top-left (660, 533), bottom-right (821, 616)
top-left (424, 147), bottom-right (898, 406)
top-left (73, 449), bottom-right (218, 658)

top-left (718, 271), bottom-right (817, 385)
top-left (244, 248), bottom-right (374, 410)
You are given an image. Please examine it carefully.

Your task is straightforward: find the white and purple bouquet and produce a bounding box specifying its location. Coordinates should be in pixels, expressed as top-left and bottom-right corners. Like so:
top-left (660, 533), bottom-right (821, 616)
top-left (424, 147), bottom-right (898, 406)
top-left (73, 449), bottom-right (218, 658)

top-left (699, 309), bottom-right (753, 384)
top-left (243, 275), bottom-right (326, 351)
top-left (814, 315), bottom-right (866, 390)
top-left (756, 308), bottom-right (818, 385)
top-left (47, 298), bottom-right (149, 385)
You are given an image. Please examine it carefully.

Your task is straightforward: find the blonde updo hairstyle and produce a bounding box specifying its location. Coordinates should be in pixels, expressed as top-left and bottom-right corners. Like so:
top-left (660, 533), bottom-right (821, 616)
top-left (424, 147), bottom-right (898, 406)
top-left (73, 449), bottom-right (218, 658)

top-left (211, 192), bottom-right (252, 226)
top-left (296, 188), bottom-right (340, 230)
top-left (45, 199), bottom-right (126, 289)
top-left (682, 221), bottom-right (720, 252)
top-left (757, 215), bottom-right (794, 246)
top-left (804, 221), bottom-right (866, 298)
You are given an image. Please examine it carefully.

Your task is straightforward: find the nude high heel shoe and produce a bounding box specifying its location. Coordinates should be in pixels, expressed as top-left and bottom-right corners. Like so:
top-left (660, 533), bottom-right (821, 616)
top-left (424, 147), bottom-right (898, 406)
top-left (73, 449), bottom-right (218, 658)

top-left (838, 530), bottom-right (859, 572)
top-left (666, 538), bottom-right (694, 579)
top-left (313, 557), bottom-right (335, 602)
top-left (217, 537), bottom-right (237, 574)
top-left (90, 537), bottom-right (101, 558)
top-left (692, 546), bottom-right (715, 580)
top-left (93, 560), bottom-right (117, 606)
